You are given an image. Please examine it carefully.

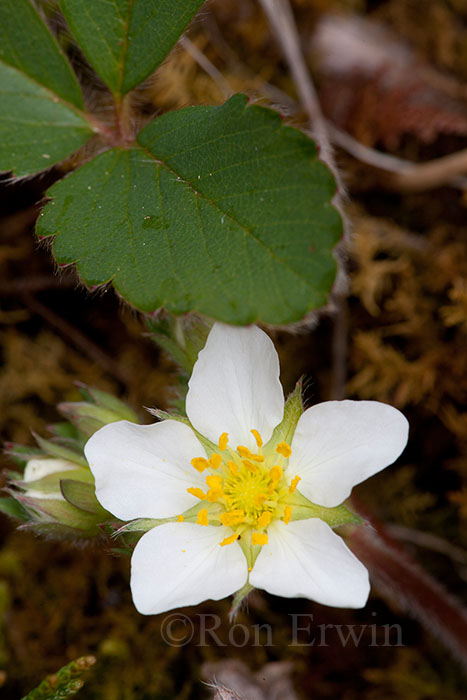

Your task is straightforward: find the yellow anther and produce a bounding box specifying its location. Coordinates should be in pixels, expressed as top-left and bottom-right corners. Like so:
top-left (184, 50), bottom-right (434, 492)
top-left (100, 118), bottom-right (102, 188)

top-left (209, 453), bottom-right (222, 469)
top-left (251, 429), bottom-right (263, 448)
top-left (206, 475), bottom-right (222, 490)
top-left (177, 514), bottom-right (184, 522)
top-left (251, 532), bottom-right (268, 546)
top-left (205, 475), bottom-right (224, 502)
top-left (242, 459), bottom-right (257, 472)
top-left (218, 432), bottom-right (229, 451)
top-left (191, 457), bottom-right (209, 473)
top-left (254, 492), bottom-right (268, 507)
top-left (187, 487), bottom-right (206, 500)
top-left (276, 441), bottom-right (292, 458)
top-left (197, 509), bottom-right (209, 526)
top-left (237, 446), bottom-right (264, 462)
top-left (220, 509), bottom-right (245, 526)
top-left (289, 475), bottom-right (301, 493)
top-left (269, 465), bottom-right (283, 482)
top-left (207, 489), bottom-right (223, 502)
top-left (227, 460), bottom-right (238, 476)
top-left (257, 511), bottom-right (272, 528)
top-left (283, 506), bottom-right (292, 524)
top-left (220, 533), bottom-right (239, 547)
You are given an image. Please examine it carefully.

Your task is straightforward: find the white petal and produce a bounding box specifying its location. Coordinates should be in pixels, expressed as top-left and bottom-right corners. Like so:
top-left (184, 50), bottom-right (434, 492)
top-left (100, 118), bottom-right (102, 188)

top-left (84, 419), bottom-right (207, 520)
top-left (130, 522), bottom-right (248, 614)
top-left (186, 323), bottom-right (284, 451)
top-left (250, 519), bottom-right (369, 608)
top-left (289, 400), bottom-right (409, 507)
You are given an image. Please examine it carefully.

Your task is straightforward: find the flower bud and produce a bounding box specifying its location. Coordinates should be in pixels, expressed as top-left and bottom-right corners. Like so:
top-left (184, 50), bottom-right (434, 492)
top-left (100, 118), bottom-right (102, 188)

top-left (14, 457), bottom-right (109, 538)
top-left (58, 386), bottom-right (138, 439)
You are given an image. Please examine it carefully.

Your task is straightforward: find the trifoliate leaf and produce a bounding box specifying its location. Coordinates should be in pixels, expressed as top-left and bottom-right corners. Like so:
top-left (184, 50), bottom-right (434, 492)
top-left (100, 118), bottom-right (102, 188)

top-left (38, 95), bottom-right (342, 324)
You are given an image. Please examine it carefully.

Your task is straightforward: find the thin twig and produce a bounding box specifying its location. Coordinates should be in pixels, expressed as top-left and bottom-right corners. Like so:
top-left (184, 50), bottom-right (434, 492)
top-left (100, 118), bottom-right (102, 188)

top-left (179, 36), bottom-right (234, 99)
top-left (328, 124), bottom-right (467, 191)
top-left (258, 0), bottom-right (348, 399)
top-left (257, 0), bottom-right (333, 163)
top-left (197, 12), bottom-right (467, 192)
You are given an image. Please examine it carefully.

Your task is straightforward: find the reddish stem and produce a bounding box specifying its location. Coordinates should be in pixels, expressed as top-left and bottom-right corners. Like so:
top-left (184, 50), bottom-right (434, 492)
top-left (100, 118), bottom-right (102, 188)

top-left (346, 504), bottom-right (467, 671)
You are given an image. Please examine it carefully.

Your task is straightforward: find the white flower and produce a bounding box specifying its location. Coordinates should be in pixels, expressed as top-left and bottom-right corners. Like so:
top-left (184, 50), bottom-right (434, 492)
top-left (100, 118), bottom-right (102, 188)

top-left (85, 323), bottom-right (409, 615)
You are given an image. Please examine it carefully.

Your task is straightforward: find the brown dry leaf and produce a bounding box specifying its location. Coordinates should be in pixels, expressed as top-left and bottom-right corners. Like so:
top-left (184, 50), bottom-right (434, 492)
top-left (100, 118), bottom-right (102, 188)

top-left (311, 13), bottom-right (467, 149)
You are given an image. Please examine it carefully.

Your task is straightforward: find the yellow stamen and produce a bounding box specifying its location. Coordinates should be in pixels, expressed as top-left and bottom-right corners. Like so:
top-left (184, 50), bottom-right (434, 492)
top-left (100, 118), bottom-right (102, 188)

top-left (205, 475), bottom-right (224, 502)
top-left (218, 432), bottom-right (229, 450)
top-left (251, 429), bottom-right (263, 448)
top-left (257, 511), bottom-right (272, 528)
top-left (276, 441), bottom-right (292, 458)
top-left (227, 460), bottom-right (238, 476)
top-left (269, 465), bottom-right (283, 482)
top-left (191, 457), bottom-right (209, 473)
top-left (251, 532), bottom-right (268, 546)
top-left (283, 506), bottom-right (292, 524)
top-left (187, 487), bottom-right (206, 500)
top-left (242, 459), bottom-right (257, 472)
top-left (254, 493), bottom-right (268, 507)
top-left (177, 514), bottom-right (184, 522)
top-left (206, 475), bottom-right (222, 490)
top-left (209, 453), bottom-right (222, 469)
top-left (237, 446), bottom-right (264, 462)
top-left (289, 475), bottom-right (301, 493)
top-left (220, 509), bottom-right (245, 526)
top-left (197, 509), bottom-right (209, 526)
top-left (220, 533), bottom-right (239, 547)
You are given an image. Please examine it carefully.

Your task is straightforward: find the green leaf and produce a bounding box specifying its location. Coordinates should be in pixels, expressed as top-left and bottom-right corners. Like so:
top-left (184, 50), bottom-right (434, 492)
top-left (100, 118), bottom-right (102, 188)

top-left (0, 0), bottom-right (84, 107)
top-left (60, 0), bottom-right (205, 96)
top-left (0, 62), bottom-right (94, 176)
top-left (38, 95), bottom-right (342, 324)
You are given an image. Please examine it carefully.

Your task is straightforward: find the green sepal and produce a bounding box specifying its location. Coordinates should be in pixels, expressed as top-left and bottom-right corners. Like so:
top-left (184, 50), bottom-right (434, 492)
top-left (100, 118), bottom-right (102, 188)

top-left (3, 443), bottom-right (44, 467)
top-left (47, 421), bottom-right (82, 442)
top-left (147, 314), bottom-right (211, 374)
top-left (17, 494), bottom-right (104, 534)
top-left (33, 433), bottom-right (88, 467)
top-left (60, 479), bottom-right (109, 517)
top-left (76, 384), bottom-right (139, 422)
top-left (149, 409), bottom-right (219, 457)
top-left (180, 501), bottom-right (222, 523)
top-left (58, 385), bottom-right (138, 438)
top-left (283, 489), bottom-right (362, 528)
top-left (58, 402), bottom-right (133, 439)
top-left (113, 518), bottom-right (163, 535)
top-left (230, 582), bottom-right (255, 620)
top-left (0, 497), bottom-right (29, 521)
top-left (265, 380), bottom-right (303, 454)
top-left (237, 531), bottom-right (262, 571)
